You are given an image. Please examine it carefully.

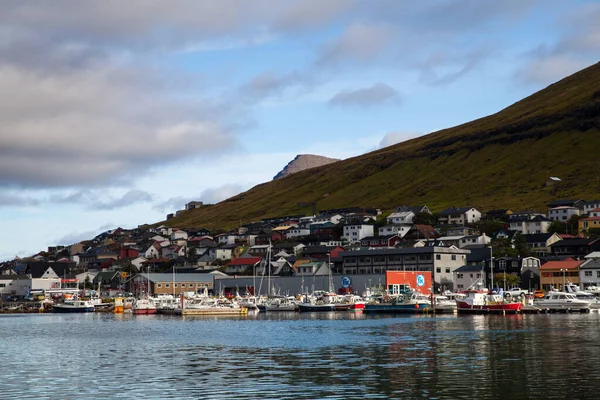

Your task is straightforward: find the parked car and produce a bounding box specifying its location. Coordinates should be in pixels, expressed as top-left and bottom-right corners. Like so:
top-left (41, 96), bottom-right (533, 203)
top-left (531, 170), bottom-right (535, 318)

top-left (533, 290), bottom-right (545, 298)
top-left (505, 288), bottom-right (528, 297)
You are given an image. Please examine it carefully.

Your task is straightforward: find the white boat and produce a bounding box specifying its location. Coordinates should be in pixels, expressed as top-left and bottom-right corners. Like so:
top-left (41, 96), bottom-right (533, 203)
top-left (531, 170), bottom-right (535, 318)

top-left (261, 296), bottom-right (298, 312)
top-left (563, 284), bottom-right (600, 309)
top-left (238, 296), bottom-right (261, 310)
top-left (132, 297), bottom-right (157, 315)
top-left (53, 300), bottom-right (95, 313)
top-left (535, 291), bottom-right (591, 311)
top-left (584, 285), bottom-right (600, 296)
top-left (433, 295), bottom-right (458, 313)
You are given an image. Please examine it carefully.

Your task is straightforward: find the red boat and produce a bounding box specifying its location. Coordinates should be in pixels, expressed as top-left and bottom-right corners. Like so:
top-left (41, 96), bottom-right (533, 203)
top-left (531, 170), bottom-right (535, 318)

top-left (334, 295), bottom-right (366, 311)
top-left (456, 290), bottom-right (522, 314)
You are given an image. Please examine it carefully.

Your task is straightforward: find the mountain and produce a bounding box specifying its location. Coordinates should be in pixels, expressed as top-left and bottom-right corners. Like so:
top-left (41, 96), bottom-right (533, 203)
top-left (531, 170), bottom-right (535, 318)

top-left (165, 62), bottom-right (600, 230)
top-left (273, 154), bottom-right (340, 180)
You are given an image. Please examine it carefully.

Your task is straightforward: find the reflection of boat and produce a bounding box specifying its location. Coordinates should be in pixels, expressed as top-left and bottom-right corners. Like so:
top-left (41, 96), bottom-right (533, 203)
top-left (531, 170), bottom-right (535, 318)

top-left (132, 297), bottom-right (157, 315)
top-left (53, 300), bottom-right (95, 313)
top-left (364, 292), bottom-right (430, 314)
top-left (534, 291), bottom-right (591, 311)
top-left (456, 290), bottom-right (522, 314)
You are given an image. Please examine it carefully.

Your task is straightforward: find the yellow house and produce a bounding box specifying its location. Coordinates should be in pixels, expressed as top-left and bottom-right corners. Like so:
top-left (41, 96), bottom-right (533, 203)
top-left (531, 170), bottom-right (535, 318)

top-left (579, 217), bottom-right (600, 237)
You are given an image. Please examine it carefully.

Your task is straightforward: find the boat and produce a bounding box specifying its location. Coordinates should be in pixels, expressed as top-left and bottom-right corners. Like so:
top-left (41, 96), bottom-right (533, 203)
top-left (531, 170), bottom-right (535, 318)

top-left (260, 296), bottom-right (298, 312)
top-left (53, 300), bottom-right (95, 313)
top-left (298, 292), bottom-right (337, 312)
top-left (155, 294), bottom-right (180, 315)
top-left (334, 294), bottom-right (366, 311)
top-left (363, 291), bottom-right (431, 314)
top-left (563, 284), bottom-right (600, 309)
top-left (534, 291), bottom-right (592, 311)
top-left (174, 297), bottom-right (248, 316)
top-left (456, 290), bottom-right (522, 314)
top-left (584, 285), bottom-right (600, 296)
top-left (132, 297), bottom-right (158, 315)
top-left (433, 294), bottom-right (459, 313)
top-left (239, 296), bottom-right (261, 310)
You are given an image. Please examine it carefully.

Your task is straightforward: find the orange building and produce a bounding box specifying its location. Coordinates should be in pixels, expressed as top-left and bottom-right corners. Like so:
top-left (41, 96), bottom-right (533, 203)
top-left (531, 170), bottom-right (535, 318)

top-left (539, 258), bottom-right (583, 291)
top-left (385, 271), bottom-right (433, 295)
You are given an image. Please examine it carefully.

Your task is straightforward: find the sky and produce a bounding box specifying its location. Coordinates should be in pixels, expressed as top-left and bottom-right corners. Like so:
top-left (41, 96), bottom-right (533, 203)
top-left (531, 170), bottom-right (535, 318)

top-left (1, 0), bottom-right (599, 261)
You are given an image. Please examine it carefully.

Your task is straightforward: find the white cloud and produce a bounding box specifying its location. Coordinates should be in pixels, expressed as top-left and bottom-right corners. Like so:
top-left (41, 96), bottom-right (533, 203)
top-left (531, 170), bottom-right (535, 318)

top-left (329, 83), bottom-right (399, 107)
top-left (379, 132), bottom-right (422, 149)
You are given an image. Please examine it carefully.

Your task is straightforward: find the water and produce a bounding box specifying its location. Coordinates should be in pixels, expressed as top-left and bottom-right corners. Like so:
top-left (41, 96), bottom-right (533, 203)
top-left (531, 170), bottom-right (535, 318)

top-left (2, 312), bottom-right (600, 399)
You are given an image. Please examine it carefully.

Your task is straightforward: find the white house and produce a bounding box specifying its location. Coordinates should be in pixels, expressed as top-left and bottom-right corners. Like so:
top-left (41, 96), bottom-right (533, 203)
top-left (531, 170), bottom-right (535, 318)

top-left (0, 275), bottom-right (30, 299)
top-left (286, 227), bottom-right (311, 239)
top-left (580, 258), bottom-right (600, 288)
top-left (171, 230), bottom-right (188, 241)
top-left (548, 206), bottom-right (580, 221)
top-left (509, 215), bottom-right (552, 234)
top-left (378, 225), bottom-right (412, 237)
top-left (144, 243), bottom-right (161, 259)
top-left (343, 221), bottom-right (374, 243)
top-left (453, 265), bottom-right (484, 291)
top-left (583, 201), bottom-right (600, 215)
top-left (438, 207), bottom-right (482, 225)
top-left (386, 211), bottom-right (415, 225)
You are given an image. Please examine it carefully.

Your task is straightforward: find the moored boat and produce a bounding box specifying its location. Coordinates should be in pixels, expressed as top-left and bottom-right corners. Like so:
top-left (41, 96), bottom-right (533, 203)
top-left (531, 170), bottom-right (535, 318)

top-left (456, 290), bottom-right (522, 314)
top-left (364, 292), bottom-right (430, 314)
top-left (53, 300), bottom-right (95, 313)
top-left (132, 297), bottom-right (157, 315)
top-left (334, 294), bottom-right (365, 311)
top-left (534, 291), bottom-right (591, 311)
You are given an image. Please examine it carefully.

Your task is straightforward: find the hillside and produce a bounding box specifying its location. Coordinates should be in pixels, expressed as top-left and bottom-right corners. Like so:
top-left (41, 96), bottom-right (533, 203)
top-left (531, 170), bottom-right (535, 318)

top-left (273, 154), bottom-right (340, 180)
top-left (166, 62), bottom-right (600, 231)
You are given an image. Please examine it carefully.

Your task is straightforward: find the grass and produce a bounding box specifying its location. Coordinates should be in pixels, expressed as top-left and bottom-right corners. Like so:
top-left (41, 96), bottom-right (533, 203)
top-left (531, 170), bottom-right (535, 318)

top-left (163, 62), bottom-right (600, 231)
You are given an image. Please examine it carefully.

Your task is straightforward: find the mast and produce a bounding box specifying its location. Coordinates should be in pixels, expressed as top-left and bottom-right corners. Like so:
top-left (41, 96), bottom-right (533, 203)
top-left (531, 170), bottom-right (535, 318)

top-left (267, 240), bottom-right (271, 297)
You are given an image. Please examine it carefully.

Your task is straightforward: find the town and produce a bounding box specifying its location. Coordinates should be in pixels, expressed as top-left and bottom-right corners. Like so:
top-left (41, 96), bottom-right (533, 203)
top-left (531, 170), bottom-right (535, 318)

top-left (2, 195), bottom-right (600, 312)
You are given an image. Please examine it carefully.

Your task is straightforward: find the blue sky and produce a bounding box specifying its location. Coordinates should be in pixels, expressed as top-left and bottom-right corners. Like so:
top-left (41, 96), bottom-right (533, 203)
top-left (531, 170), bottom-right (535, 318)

top-left (1, 0), bottom-right (599, 261)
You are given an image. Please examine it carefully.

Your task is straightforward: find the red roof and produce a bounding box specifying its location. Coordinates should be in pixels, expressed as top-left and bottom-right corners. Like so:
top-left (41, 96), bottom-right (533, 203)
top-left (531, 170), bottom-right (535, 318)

top-left (540, 258), bottom-right (583, 270)
top-left (580, 216), bottom-right (600, 221)
top-left (227, 257), bottom-right (262, 266)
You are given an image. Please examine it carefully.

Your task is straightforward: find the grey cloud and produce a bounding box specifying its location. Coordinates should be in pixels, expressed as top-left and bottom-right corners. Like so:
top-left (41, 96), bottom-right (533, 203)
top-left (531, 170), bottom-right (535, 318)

top-left (379, 132), bottom-right (421, 149)
top-left (0, 193), bottom-right (41, 207)
top-left (273, 0), bottom-right (350, 32)
top-left (153, 184), bottom-right (246, 212)
top-left (329, 83), bottom-right (399, 107)
top-left (56, 223), bottom-right (116, 245)
top-left (94, 190), bottom-right (153, 211)
top-left (240, 71), bottom-right (304, 100)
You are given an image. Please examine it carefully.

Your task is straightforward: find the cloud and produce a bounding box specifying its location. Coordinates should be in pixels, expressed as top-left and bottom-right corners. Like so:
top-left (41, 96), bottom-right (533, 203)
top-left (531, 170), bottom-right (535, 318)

top-left (378, 132), bottom-right (422, 149)
top-left (240, 71), bottom-right (305, 100)
top-left (94, 190), bottom-right (153, 210)
top-left (153, 184), bottom-right (247, 212)
top-left (56, 223), bottom-right (116, 245)
top-left (328, 83), bottom-right (399, 107)
top-left (0, 193), bottom-right (41, 207)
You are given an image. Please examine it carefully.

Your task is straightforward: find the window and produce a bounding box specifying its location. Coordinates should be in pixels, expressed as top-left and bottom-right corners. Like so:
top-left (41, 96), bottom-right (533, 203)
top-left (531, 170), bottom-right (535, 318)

top-left (157, 283), bottom-right (162, 288)
top-left (0, 283), bottom-right (5, 288)
top-left (436, 254), bottom-right (441, 260)
top-left (436, 267), bottom-right (441, 273)
top-left (445, 268), bottom-right (450, 273)
top-left (597, 271), bottom-right (600, 278)
top-left (166, 284), bottom-right (170, 288)
top-left (585, 271), bottom-right (592, 277)
top-left (457, 273), bottom-right (463, 279)
top-left (174, 283), bottom-right (178, 288)
top-left (451, 255), bottom-right (456, 261)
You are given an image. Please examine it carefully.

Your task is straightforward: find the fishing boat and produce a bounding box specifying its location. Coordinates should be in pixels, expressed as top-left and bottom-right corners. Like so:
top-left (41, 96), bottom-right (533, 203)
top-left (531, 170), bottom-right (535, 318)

top-left (456, 290), bottom-right (522, 314)
top-left (53, 300), bottom-right (95, 313)
top-left (260, 296), bottom-right (298, 312)
top-left (334, 294), bottom-right (366, 311)
top-left (132, 297), bottom-right (157, 315)
top-left (364, 291), bottom-right (430, 314)
top-left (298, 291), bottom-right (337, 312)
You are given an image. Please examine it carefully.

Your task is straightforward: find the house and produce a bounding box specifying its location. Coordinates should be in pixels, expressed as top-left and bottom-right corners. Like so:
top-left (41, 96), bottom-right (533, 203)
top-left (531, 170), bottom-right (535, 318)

top-left (0, 275), bottom-right (31, 300)
top-left (342, 220), bottom-right (374, 243)
top-left (293, 261), bottom-right (331, 276)
top-left (224, 256), bottom-right (262, 275)
top-left (143, 243), bottom-right (161, 259)
top-left (549, 238), bottom-right (600, 258)
top-left (360, 235), bottom-right (402, 248)
top-left (93, 271), bottom-right (122, 296)
top-left (520, 257), bottom-right (542, 292)
top-left (539, 258), bottom-right (583, 291)
top-left (579, 258), bottom-right (600, 288)
top-left (386, 210), bottom-right (415, 225)
top-left (403, 225), bottom-right (439, 241)
top-left (453, 265), bottom-right (484, 291)
top-left (579, 216), bottom-right (600, 236)
top-left (484, 209), bottom-right (513, 220)
top-left (438, 207), bottom-right (481, 225)
top-left (583, 200), bottom-right (600, 215)
top-left (522, 233), bottom-right (563, 257)
top-left (132, 272), bottom-right (223, 295)
top-left (302, 245), bottom-right (345, 260)
top-left (171, 229), bottom-right (188, 241)
top-left (445, 226), bottom-right (478, 236)
top-left (378, 224), bottom-right (412, 237)
top-left (395, 205), bottom-right (432, 215)
top-left (285, 227), bottom-right (311, 239)
top-left (508, 214), bottom-right (552, 234)
top-left (272, 242), bottom-right (305, 257)
top-left (209, 244), bottom-right (239, 261)
top-left (547, 199), bottom-right (586, 213)
top-left (548, 206), bottom-right (580, 222)
top-left (185, 201), bottom-right (204, 210)
top-left (545, 177), bottom-right (561, 187)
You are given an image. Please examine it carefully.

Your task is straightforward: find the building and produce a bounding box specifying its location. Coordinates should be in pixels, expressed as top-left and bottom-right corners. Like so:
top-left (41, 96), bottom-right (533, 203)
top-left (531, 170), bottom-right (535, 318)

top-left (0, 275), bottom-right (31, 300)
top-left (579, 216), bottom-right (600, 236)
top-left (548, 206), bottom-right (580, 222)
top-left (583, 201), bottom-right (600, 215)
top-left (579, 258), bottom-right (600, 289)
top-left (438, 207), bottom-right (482, 225)
top-left (522, 233), bottom-right (563, 257)
top-left (550, 238), bottom-right (600, 258)
top-left (539, 258), bottom-right (583, 291)
top-left (338, 247), bottom-right (469, 289)
top-left (453, 265), bottom-right (485, 291)
top-left (360, 235), bottom-right (402, 248)
top-left (385, 271), bottom-right (433, 295)
top-left (342, 221), bottom-right (374, 243)
top-left (132, 272), bottom-right (224, 295)
top-left (185, 201), bottom-right (204, 210)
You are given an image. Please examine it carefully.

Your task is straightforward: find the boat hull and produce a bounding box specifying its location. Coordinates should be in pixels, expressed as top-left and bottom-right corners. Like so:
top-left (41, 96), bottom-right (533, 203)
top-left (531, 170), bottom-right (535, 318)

top-left (175, 307), bottom-right (248, 316)
top-left (456, 301), bottom-right (522, 314)
top-left (334, 303), bottom-right (365, 311)
top-left (298, 303), bottom-right (336, 312)
top-left (53, 306), bottom-right (95, 313)
top-left (363, 302), bottom-right (430, 313)
top-left (132, 308), bottom-right (158, 315)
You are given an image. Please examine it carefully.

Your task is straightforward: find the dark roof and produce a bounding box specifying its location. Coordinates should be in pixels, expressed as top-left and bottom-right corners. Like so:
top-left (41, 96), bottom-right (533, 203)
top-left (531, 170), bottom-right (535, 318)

top-left (361, 235), bottom-right (398, 241)
top-left (547, 199), bottom-right (584, 207)
top-left (340, 247), bottom-right (470, 257)
top-left (581, 259), bottom-right (600, 269)
top-left (464, 245), bottom-right (491, 263)
top-left (522, 233), bottom-right (554, 243)
top-left (439, 207), bottom-right (475, 215)
top-left (455, 264), bottom-right (486, 272)
top-left (550, 238), bottom-right (599, 247)
top-left (396, 205), bottom-right (428, 214)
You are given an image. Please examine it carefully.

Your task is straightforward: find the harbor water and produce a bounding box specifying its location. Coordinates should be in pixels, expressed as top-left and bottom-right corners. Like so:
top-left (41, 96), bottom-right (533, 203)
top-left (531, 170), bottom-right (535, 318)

top-left (2, 312), bottom-right (600, 399)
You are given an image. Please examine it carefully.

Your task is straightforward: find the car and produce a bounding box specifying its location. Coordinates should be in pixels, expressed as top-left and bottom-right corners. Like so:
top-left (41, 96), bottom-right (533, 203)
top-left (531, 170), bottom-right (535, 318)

top-left (534, 290), bottom-right (545, 298)
top-left (505, 287), bottom-right (528, 297)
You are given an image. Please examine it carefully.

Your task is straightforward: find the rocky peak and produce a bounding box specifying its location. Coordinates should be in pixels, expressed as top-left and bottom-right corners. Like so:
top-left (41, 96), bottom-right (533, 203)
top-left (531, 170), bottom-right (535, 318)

top-left (273, 154), bottom-right (340, 180)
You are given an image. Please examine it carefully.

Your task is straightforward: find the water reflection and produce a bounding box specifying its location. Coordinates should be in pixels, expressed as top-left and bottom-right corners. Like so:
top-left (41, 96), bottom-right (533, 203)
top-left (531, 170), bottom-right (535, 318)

top-left (1, 313), bottom-right (600, 399)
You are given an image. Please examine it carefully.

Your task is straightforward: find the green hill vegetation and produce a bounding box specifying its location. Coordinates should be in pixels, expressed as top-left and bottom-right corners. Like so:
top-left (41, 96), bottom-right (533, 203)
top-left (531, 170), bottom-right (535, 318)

top-left (165, 62), bottom-right (600, 231)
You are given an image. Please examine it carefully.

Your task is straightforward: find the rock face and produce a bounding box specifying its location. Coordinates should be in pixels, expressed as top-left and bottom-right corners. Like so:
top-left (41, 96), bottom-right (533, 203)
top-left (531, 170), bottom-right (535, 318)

top-left (273, 154), bottom-right (340, 180)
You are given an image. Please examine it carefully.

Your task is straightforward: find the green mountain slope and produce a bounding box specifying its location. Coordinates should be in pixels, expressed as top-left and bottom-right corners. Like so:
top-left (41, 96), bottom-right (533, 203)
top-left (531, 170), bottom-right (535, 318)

top-left (166, 62), bottom-right (600, 230)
